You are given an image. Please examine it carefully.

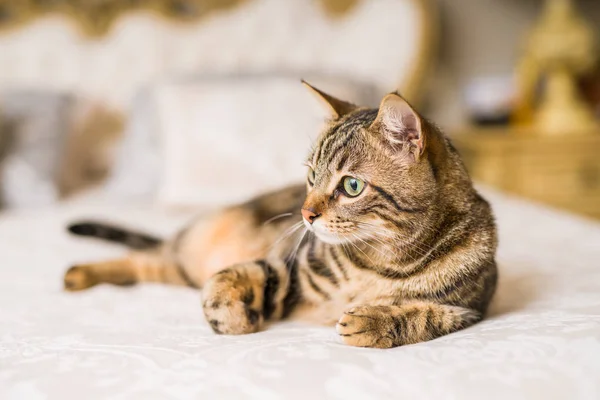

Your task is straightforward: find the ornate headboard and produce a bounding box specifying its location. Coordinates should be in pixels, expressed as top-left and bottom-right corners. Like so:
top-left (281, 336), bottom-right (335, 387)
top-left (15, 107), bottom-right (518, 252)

top-left (0, 0), bottom-right (436, 110)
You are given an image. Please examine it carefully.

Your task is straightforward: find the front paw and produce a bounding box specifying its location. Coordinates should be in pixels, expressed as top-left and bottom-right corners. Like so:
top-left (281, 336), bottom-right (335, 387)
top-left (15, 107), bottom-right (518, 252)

top-left (202, 269), bottom-right (262, 335)
top-left (336, 306), bottom-right (396, 349)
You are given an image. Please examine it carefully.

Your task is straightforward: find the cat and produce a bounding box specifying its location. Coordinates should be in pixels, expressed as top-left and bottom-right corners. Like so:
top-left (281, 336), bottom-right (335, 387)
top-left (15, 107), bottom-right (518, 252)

top-left (64, 82), bottom-right (498, 349)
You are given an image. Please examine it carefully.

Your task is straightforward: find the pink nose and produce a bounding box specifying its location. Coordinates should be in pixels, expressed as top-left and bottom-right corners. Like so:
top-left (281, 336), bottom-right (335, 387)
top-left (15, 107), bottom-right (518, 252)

top-left (301, 208), bottom-right (321, 224)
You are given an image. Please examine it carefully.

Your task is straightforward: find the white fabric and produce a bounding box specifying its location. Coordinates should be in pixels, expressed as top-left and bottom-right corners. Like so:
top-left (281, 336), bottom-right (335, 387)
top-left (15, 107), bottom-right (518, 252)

top-left (153, 76), bottom-right (373, 207)
top-left (1, 188), bottom-right (599, 399)
top-left (0, 0), bottom-right (423, 110)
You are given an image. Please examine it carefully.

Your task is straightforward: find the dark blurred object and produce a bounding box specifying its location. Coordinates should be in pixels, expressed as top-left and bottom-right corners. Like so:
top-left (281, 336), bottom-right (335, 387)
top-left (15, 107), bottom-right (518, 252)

top-left (453, 127), bottom-right (600, 220)
top-left (463, 76), bottom-right (515, 127)
top-left (58, 104), bottom-right (124, 198)
top-left (579, 62), bottom-right (600, 118)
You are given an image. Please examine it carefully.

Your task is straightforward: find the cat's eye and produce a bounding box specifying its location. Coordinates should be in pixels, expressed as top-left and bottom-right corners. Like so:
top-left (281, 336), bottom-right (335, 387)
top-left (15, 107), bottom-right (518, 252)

top-left (307, 167), bottom-right (316, 186)
top-left (342, 176), bottom-right (365, 197)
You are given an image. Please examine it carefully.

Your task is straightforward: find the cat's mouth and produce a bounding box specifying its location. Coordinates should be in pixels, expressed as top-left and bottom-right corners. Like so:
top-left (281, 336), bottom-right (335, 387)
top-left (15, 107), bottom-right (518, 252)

top-left (303, 219), bottom-right (350, 245)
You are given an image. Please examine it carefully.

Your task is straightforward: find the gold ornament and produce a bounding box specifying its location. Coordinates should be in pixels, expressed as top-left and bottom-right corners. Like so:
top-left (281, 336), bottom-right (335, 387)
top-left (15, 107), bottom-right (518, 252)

top-left (515, 0), bottom-right (598, 135)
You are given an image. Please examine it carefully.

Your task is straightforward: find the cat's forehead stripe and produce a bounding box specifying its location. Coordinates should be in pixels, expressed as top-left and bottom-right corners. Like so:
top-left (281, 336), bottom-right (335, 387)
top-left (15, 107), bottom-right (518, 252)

top-left (316, 122), bottom-right (347, 164)
top-left (314, 109), bottom-right (377, 168)
top-left (335, 152), bottom-right (349, 171)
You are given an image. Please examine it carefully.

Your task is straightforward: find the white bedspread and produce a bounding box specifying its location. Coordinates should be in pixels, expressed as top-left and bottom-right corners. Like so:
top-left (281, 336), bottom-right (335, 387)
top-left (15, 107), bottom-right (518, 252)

top-left (1, 189), bottom-right (599, 399)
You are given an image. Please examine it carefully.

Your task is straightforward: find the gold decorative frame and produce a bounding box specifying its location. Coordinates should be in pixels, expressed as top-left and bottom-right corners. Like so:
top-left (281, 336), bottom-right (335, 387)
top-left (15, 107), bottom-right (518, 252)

top-left (0, 0), bottom-right (248, 37)
top-left (0, 0), bottom-right (369, 36)
top-left (0, 0), bottom-right (436, 105)
top-left (400, 0), bottom-right (437, 105)
top-left (319, 0), bottom-right (360, 17)
top-left (319, 0), bottom-right (437, 104)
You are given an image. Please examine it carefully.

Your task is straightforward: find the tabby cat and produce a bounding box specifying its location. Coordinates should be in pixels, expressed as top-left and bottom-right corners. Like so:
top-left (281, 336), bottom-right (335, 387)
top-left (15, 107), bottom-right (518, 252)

top-left (64, 82), bottom-right (498, 348)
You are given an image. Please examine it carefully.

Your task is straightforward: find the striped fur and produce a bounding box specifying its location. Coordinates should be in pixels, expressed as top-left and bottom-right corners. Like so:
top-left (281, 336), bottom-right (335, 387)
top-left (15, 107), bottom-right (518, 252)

top-left (68, 221), bottom-right (162, 250)
top-left (64, 88), bottom-right (497, 348)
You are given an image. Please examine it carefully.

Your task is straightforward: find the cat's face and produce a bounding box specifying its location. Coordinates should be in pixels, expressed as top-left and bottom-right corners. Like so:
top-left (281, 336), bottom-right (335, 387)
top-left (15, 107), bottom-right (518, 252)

top-left (301, 83), bottom-right (439, 245)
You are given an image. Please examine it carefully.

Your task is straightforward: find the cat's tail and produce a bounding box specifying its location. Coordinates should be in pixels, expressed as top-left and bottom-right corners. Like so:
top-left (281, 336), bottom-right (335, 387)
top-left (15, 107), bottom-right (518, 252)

top-left (67, 221), bottom-right (163, 250)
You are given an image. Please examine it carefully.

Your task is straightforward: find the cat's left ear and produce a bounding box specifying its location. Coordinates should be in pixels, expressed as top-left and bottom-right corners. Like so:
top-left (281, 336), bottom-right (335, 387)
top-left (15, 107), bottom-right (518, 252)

top-left (370, 92), bottom-right (425, 161)
top-left (302, 80), bottom-right (357, 119)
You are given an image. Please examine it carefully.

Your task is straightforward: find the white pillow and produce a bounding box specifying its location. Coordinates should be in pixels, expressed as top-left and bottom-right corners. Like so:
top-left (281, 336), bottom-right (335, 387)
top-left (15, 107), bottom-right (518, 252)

top-left (102, 87), bottom-right (162, 201)
top-left (153, 76), bottom-right (372, 208)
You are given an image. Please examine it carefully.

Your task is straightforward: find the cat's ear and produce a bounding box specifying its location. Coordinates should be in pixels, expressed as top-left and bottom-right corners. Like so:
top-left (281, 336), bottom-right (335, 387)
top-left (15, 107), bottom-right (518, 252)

top-left (371, 92), bottom-right (425, 160)
top-left (302, 80), bottom-right (357, 119)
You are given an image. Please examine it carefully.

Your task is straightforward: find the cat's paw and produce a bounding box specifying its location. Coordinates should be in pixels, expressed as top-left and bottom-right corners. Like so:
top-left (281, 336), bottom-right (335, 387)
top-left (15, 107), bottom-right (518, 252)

top-left (336, 305), bottom-right (395, 349)
top-left (64, 265), bottom-right (97, 291)
top-left (202, 268), bottom-right (263, 335)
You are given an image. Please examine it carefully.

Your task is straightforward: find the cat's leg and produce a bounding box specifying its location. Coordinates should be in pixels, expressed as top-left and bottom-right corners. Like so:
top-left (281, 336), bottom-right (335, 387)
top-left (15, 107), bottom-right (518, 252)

top-left (202, 258), bottom-right (299, 335)
top-left (63, 184), bottom-right (306, 293)
top-left (336, 301), bottom-right (481, 348)
top-left (64, 250), bottom-right (195, 291)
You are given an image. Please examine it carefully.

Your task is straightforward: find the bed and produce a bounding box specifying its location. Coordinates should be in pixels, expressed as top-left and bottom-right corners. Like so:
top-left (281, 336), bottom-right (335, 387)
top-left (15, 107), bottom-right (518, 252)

top-left (1, 1), bottom-right (599, 399)
top-left (1, 187), bottom-right (599, 399)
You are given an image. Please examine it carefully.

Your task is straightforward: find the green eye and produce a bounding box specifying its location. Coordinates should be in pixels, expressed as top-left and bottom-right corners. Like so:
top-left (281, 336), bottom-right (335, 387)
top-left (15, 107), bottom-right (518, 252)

top-left (307, 167), bottom-right (316, 185)
top-left (342, 176), bottom-right (365, 197)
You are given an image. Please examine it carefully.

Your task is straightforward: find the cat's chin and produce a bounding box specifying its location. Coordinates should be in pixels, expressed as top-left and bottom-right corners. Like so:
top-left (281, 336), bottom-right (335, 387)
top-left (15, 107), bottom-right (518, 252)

top-left (314, 232), bottom-right (347, 245)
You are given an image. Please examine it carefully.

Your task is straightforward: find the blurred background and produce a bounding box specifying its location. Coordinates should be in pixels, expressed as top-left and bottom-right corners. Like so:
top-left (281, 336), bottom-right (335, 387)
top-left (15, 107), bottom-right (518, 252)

top-left (0, 0), bottom-right (599, 219)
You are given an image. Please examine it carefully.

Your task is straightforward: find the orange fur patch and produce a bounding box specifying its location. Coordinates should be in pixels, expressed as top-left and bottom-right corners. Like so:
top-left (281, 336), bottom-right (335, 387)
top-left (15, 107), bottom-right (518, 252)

top-left (178, 209), bottom-right (271, 285)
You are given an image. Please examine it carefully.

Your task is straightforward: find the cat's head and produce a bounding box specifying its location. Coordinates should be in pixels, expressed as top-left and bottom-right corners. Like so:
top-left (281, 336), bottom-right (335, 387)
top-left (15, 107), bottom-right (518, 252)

top-left (301, 81), bottom-right (451, 245)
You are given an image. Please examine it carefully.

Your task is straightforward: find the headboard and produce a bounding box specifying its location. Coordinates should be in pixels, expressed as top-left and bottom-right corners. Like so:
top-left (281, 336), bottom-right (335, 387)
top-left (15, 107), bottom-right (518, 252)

top-left (0, 0), bottom-right (436, 110)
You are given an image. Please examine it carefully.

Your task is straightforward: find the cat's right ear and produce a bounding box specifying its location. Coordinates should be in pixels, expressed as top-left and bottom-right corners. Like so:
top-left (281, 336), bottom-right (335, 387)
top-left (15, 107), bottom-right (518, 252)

top-left (370, 92), bottom-right (425, 161)
top-left (301, 80), bottom-right (357, 119)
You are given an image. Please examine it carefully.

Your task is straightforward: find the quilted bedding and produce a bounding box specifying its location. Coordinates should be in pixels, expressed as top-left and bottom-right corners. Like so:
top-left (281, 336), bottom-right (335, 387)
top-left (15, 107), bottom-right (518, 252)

top-left (1, 188), bottom-right (599, 400)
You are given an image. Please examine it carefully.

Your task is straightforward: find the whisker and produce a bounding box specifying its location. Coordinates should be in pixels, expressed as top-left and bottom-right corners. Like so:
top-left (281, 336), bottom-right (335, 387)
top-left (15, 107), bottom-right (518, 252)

top-left (270, 222), bottom-right (304, 250)
top-left (287, 228), bottom-right (308, 264)
top-left (262, 212), bottom-right (295, 226)
top-left (357, 223), bottom-right (431, 260)
top-left (355, 231), bottom-right (394, 257)
top-left (357, 222), bottom-right (432, 255)
top-left (353, 234), bottom-right (391, 262)
top-left (346, 235), bottom-right (374, 264)
top-left (340, 241), bottom-right (352, 264)
top-left (358, 219), bottom-right (441, 239)
top-left (362, 235), bottom-right (390, 251)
